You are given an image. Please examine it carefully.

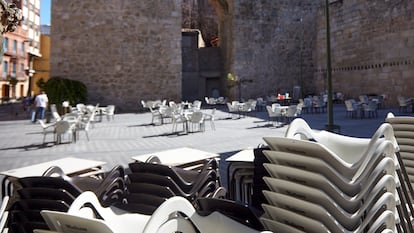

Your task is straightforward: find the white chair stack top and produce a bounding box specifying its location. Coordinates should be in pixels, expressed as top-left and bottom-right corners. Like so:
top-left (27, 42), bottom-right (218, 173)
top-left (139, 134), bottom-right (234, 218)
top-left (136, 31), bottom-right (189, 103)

top-left (259, 118), bottom-right (404, 233)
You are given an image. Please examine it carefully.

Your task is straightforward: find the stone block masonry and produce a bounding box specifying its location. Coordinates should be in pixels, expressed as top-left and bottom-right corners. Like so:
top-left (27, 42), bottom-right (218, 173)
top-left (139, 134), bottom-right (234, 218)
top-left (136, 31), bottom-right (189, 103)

top-left (51, 0), bottom-right (414, 110)
top-left (314, 0), bottom-right (414, 104)
top-left (51, 1), bottom-right (182, 112)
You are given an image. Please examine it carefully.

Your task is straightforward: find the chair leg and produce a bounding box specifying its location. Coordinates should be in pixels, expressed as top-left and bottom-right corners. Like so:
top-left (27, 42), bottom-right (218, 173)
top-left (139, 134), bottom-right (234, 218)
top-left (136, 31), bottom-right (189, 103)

top-left (210, 120), bottom-right (215, 131)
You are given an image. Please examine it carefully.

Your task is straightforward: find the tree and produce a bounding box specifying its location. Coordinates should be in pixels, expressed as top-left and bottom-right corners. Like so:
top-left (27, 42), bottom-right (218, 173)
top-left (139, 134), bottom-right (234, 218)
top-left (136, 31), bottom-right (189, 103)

top-left (0, 1), bottom-right (23, 63)
top-left (36, 77), bottom-right (46, 91)
top-left (45, 77), bottom-right (88, 113)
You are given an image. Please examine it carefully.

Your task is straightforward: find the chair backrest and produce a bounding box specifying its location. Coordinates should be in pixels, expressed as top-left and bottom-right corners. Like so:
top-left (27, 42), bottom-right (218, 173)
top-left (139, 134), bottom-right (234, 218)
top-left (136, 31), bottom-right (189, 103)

top-left (76, 103), bottom-right (86, 113)
top-left (141, 100), bottom-right (148, 108)
top-left (271, 103), bottom-right (280, 111)
top-left (50, 104), bottom-right (58, 113)
top-left (106, 105), bottom-right (115, 114)
top-left (296, 103), bottom-right (303, 115)
top-left (227, 103), bottom-right (235, 112)
top-left (266, 106), bottom-right (275, 116)
top-left (190, 111), bottom-right (204, 123)
top-left (285, 105), bottom-right (297, 117)
top-left (240, 102), bottom-right (252, 112)
top-left (344, 100), bottom-right (355, 111)
top-left (55, 120), bottom-right (72, 135)
top-left (398, 96), bottom-right (407, 106)
top-left (359, 95), bottom-right (369, 104)
top-left (192, 100), bottom-right (202, 110)
top-left (52, 112), bottom-right (61, 121)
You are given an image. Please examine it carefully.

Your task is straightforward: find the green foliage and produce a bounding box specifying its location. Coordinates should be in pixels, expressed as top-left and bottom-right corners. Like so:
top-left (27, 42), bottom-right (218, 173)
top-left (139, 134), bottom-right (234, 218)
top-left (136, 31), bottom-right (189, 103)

top-left (8, 75), bottom-right (18, 86)
top-left (36, 77), bottom-right (46, 91)
top-left (45, 77), bottom-right (87, 111)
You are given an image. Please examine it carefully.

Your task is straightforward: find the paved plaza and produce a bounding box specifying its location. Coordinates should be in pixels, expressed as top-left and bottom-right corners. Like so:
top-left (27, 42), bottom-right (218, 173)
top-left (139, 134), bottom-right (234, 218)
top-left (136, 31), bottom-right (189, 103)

top-left (0, 102), bottom-right (412, 181)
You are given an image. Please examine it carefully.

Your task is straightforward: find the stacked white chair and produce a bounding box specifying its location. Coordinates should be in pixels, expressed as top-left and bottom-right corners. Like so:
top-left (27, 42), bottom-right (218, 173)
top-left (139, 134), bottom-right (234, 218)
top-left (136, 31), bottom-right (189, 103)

top-left (386, 112), bottom-right (414, 188)
top-left (259, 118), bottom-right (402, 232)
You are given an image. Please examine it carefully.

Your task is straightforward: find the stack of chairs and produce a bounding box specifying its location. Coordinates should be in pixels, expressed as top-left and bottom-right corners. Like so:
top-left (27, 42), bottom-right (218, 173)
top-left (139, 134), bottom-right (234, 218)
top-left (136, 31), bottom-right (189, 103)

top-left (227, 159), bottom-right (255, 204)
top-left (5, 177), bottom-right (81, 232)
top-left (258, 118), bottom-right (403, 232)
top-left (124, 158), bottom-right (223, 212)
top-left (3, 165), bottom-right (126, 233)
top-left (386, 112), bottom-right (414, 188)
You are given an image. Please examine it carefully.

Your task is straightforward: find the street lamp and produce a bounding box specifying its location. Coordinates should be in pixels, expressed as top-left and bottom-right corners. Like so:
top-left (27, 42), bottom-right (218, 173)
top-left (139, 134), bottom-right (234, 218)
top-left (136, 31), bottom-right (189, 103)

top-left (324, 0), bottom-right (339, 132)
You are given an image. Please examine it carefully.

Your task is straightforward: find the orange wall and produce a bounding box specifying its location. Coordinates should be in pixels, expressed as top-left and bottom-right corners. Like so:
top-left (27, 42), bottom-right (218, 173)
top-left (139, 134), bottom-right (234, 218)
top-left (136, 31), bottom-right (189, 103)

top-left (32, 34), bottom-right (50, 95)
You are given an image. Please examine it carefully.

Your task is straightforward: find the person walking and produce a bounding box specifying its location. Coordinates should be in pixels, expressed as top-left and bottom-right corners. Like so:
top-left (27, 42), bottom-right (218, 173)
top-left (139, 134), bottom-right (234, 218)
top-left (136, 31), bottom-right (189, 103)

top-left (32, 91), bottom-right (48, 122)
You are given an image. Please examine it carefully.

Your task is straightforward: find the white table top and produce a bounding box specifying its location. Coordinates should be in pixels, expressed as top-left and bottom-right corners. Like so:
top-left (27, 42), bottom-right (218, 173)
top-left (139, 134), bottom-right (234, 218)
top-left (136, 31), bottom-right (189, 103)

top-left (0, 157), bottom-right (106, 178)
top-left (225, 149), bottom-right (254, 163)
top-left (131, 147), bottom-right (219, 167)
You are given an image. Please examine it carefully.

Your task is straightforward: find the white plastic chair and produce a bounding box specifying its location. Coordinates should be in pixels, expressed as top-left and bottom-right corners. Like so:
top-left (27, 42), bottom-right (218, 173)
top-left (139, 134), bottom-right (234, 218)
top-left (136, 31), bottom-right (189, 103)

top-left (265, 106), bottom-right (283, 127)
top-left (203, 108), bottom-right (216, 130)
top-left (55, 120), bottom-right (76, 144)
top-left (189, 111), bottom-right (205, 132)
top-left (38, 120), bottom-right (56, 143)
top-left (102, 105), bottom-right (115, 121)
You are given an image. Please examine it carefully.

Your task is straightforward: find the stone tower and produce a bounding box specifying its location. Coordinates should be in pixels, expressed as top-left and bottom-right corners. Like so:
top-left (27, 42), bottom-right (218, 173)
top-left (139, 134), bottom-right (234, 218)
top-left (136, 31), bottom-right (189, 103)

top-left (51, 1), bottom-right (182, 112)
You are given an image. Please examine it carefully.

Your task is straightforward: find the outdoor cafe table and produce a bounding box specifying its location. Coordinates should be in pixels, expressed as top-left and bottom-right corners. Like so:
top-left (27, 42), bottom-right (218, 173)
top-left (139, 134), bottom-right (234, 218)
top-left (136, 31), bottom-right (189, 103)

top-left (131, 147), bottom-right (219, 170)
top-left (0, 157), bottom-right (107, 197)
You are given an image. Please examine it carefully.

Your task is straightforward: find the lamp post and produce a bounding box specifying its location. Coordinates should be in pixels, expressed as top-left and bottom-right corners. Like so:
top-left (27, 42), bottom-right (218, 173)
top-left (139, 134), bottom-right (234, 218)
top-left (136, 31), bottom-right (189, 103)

top-left (324, 0), bottom-right (339, 132)
top-left (236, 77), bottom-right (253, 102)
top-left (299, 17), bottom-right (304, 99)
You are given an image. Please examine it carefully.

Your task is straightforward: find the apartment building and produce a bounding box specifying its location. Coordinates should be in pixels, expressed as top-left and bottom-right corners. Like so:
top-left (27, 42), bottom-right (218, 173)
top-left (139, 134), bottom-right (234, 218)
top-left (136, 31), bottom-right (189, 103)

top-left (1, 0), bottom-right (41, 102)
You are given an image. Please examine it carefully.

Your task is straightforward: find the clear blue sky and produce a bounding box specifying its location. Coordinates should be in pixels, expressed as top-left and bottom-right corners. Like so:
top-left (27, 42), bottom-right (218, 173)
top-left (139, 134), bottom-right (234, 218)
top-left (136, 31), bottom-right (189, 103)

top-left (40, 0), bottom-right (51, 25)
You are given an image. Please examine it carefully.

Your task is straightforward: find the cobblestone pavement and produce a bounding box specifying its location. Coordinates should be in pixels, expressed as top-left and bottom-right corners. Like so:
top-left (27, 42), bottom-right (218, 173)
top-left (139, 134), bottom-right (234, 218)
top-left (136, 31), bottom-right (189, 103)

top-left (0, 102), bottom-right (411, 184)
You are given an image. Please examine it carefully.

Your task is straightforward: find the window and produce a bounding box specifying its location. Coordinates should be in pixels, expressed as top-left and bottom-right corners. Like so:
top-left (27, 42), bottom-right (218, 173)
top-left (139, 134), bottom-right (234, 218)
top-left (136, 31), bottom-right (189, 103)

top-left (3, 61), bottom-right (8, 77)
top-left (11, 63), bottom-right (16, 77)
top-left (3, 38), bottom-right (8, 52)
top-left (20, 63), bottom-right (24, 73)
top-left (20, 42), bottom-right (25, 56)
top-left (13, 40), bottom-right (17, 54)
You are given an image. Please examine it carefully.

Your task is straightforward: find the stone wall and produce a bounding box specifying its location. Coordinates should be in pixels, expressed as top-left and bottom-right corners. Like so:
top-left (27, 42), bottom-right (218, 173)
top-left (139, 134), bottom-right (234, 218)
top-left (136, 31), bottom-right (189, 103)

top-left (51, 0), bottom-right (414, 109)
top-left (182, 0), bottom-right (218, 46)
top-left (314, 0), bottom-right (414, 105)
top-left (217, 0), bottom-right (321, 100)
top-left (50, 1), bottom-right (182, 112)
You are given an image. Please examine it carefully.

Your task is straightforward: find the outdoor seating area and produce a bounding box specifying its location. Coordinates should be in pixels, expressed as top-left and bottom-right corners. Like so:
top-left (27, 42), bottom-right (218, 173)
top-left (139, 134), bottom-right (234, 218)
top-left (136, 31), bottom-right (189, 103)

top-left (343, 94), bottom-right (386, 119)
top-left (1, 113), bottom-right (414, 232)
top-left (3, 100), bottom-right (414, 232)
top-left (141, 99), bottom-right (216, 134)
top-left (37, 103), bottom-right (116, 144)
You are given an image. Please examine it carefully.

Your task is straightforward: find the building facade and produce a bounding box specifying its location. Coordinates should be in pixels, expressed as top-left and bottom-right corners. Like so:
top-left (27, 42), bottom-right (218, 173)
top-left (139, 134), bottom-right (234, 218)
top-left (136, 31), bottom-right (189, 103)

top-left (0, 0), bottom-right (42, 102)
top-left (31, 25), bottom-right (50, 95)
top-left (50, 0), bottom-right (414, 111)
